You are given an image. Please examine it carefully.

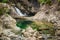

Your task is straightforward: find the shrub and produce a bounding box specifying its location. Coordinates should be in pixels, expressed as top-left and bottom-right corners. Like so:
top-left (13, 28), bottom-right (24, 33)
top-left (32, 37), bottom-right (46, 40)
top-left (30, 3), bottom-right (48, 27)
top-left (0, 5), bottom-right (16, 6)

top-left (0, 0), bottom-right (8, 3)
top-left (38, 0), bottom-right (51, 5)
top-left (58, 0), bottom-right (60, 2)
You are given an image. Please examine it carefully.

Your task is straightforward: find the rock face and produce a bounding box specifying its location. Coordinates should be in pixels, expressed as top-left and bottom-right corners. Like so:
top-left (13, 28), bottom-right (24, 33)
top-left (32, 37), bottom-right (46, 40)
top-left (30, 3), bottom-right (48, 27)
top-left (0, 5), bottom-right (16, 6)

top-left (33, 4), bottom-right (59, 22)
top-left (0, 14), bottom-right (22, 40)
top-left (21, 27), bottom-right (41, 40)
top-left (9, 0), bottom-right (40, 16)
top-left (0, 3), bottom-right (20, 17)
top-left (0, 14), bottom-right (42, 40)
top-left (1, 14), bottom-right (20, 31)
top-left (33, 4), bottom-right (60, 40)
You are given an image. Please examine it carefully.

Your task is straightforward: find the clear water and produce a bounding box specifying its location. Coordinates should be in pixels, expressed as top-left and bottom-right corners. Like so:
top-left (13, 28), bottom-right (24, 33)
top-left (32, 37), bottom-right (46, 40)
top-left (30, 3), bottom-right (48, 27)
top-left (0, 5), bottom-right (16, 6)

top-left (16, 20), bottom-right (33, 29)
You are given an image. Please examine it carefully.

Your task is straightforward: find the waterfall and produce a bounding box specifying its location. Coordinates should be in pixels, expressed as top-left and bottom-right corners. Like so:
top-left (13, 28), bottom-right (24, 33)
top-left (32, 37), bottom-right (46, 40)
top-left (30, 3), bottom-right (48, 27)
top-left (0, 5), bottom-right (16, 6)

top-left (15, 7), bottom-right (26, 16)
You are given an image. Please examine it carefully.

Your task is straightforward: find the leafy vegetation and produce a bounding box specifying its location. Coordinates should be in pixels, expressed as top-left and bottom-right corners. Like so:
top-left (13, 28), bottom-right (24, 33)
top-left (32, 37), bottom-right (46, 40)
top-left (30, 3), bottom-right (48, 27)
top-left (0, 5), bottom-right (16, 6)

top-left (58, 0), bottom-right (60, 2)
top-left (38, 0), bottom-right (51, 5)
top-left (38, 0), bottom-right (60, 4)
top-left (0, 0), bottom-right (8, 3)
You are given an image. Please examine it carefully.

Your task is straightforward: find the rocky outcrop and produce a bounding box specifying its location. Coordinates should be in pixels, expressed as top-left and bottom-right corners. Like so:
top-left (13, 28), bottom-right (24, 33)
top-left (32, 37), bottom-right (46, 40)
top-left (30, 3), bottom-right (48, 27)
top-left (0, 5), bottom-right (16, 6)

top-left (1, 14), bottom-right (20, 31)
top-left (0, 3), bottom-right (23, 17)
top-left (9, 0), bottom-right (40, 16)
top-left (0, 14), bottom-right (43, 40)
top-left (21, 27), bottom-right (42, 40)
top-left (0, 14), bottom-right (22, 40)
top-left (33, 4), bottom-right (60, 40)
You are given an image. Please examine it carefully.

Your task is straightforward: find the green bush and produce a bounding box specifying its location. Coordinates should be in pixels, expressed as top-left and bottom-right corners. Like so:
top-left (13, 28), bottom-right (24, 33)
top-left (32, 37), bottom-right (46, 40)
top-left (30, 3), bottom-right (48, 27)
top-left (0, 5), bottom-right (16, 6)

top-left (0, 0), bottom-right (8, 3)
top-left (38, 0), bottom-right (51, 4)
top-left (58, 0), bottom-right (60, 2)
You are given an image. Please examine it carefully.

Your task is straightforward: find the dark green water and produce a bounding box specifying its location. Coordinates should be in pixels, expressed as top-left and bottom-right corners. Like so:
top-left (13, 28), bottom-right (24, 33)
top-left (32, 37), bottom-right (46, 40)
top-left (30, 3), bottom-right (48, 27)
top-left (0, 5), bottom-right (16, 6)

top-left (16, 19), bottom-right (40, 29)
top-left (16, 20), bottom-right (33, 29)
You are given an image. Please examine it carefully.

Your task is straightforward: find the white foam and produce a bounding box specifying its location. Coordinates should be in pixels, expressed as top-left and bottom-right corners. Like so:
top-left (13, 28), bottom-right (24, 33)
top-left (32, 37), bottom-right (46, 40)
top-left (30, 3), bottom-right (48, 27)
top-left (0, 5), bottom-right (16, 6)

top-left (15, 7), bottom-right (26, 16)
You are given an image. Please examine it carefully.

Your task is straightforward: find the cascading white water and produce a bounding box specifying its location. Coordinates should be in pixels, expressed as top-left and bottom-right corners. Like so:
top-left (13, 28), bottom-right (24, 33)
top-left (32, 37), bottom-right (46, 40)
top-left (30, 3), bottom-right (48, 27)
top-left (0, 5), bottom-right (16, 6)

top-left (15, 7), bottom-right (26, 16)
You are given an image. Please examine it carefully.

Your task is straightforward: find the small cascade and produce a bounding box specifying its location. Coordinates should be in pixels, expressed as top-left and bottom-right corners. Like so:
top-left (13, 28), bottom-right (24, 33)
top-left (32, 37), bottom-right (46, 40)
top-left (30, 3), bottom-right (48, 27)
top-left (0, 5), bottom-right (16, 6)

top-left (15, 7), bottom-right (27, 16)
